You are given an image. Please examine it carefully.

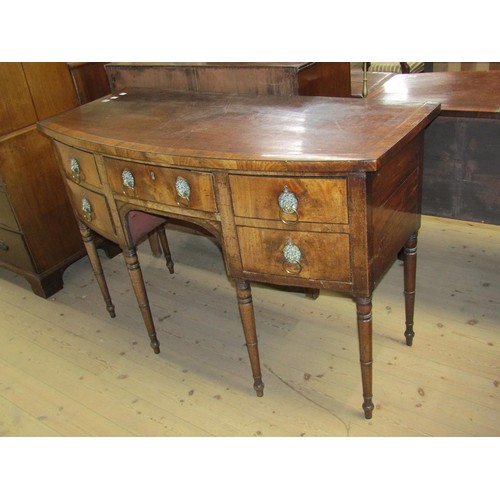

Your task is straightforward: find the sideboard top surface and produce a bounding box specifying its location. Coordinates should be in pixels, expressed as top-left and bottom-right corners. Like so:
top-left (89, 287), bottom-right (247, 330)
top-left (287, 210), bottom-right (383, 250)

top-left (38, 89), bottom-right (439, 172)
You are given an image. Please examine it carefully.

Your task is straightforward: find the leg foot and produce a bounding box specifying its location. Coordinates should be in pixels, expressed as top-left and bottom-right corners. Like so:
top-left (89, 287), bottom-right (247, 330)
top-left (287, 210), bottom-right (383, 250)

top-left (356, 296), bottom-right (374, 419)
top-left (157, 225), bottom-right (175, 274)
top-left (235, 279), bottom-right (264, 397)
top-left (403, 232), bottom-right (418, 346)
top-left (78, 221), bottom-right (116, 318)
top-left (123, 247), bottom-right (160, 354)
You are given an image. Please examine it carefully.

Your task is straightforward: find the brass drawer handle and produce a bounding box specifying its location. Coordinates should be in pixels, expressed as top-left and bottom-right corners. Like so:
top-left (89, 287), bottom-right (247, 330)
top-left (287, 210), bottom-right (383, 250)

top-left (278, 185), bottom-right (299, 225)
top-left (122, 169), bottom-right (135, 192)
top-left (0, 240), bottom-right (9, 252)
top-left (70, 157), bottom-right (81, 183)
top-left (175, 176), bottom-right (191, 208)
top-left (283, 239), bottom-right (302, 275)
top-left (81, 197), bottom-right (95, 223)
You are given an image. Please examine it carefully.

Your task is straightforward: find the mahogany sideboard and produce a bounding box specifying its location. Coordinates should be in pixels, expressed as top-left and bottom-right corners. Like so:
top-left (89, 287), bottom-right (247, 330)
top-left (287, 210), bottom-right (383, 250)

top-left (38, 89), bottom-right (439, 419)
top-left (369, 71), bottom-right (500, 225)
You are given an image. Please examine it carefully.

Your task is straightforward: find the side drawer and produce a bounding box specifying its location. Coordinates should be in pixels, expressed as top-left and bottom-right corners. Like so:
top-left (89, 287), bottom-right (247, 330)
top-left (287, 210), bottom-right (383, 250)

top-left (237, 226), bottom-right (351, 282)
top-left (0, 190), bottom-right (19, 231)
top-left (55, 142), bottom-right (101, 189)
top-left (105, 158), bottom-right (217, 213)
top-left (0, 226), bottom-right (35, 271)
top-left (229, 175), bottom-right (348, 224)
top-left (65, 181), bottom-right (115, 237)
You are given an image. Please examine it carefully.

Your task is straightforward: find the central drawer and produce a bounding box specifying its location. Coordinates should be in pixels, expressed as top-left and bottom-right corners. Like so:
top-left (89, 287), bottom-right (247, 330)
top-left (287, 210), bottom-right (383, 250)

top-left (237, 226), bottom-right (351, 282)
top-left (105, 158), bottom-right (217, 213)
top-left (0, 226), bottom-right (35, 272)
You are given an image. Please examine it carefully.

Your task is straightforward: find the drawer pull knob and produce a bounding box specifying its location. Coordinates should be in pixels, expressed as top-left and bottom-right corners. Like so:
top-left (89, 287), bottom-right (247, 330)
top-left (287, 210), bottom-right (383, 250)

top-left (283, 239), bottom-right (302, 275)
top-left (175, 176), bottom-right (191, 208)
top-left (0, 240), bottom-right (9, 252)
top-left (70, 157), bottom-right (81, 183)
top-left (122, 169), bottom-right (135, 191)
top-left (81, 197), bottom-right (95, 223)
top-left (278, 185), bottom-right (299, 225)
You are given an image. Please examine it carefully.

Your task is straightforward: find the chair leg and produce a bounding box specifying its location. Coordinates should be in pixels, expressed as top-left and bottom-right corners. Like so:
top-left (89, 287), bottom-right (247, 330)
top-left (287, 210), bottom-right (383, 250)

top-left (156, 225), bottom-right (175, 274)
top-left (78, 220), bottom-right (115, 318)
top-left (122, 247), bottom-right (160, 354)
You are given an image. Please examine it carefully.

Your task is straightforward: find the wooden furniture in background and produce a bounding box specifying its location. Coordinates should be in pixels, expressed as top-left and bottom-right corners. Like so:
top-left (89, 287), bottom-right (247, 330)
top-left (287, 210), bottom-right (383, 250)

top-left (67, 62), bottom-right (111, 104)
top-left (0, 63), bottom-right (86, 297)
top-left (38, 89), bottom-right (438, 419)
top-left (369, 71), bottom-right (500, 225)
top-left (106, 62), bottom-right (353, 97)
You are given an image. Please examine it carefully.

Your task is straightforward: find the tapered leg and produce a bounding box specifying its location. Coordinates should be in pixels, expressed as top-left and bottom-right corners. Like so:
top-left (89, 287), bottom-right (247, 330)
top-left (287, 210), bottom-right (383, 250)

top-left (157, 225), bottom-right (175, 274)
top-left (122, 247), bottom-right (160, 354)
top-left (356, 296), bottom-right (374, 419)
top-left (403, 232), bottom-right (418, 347)
top-left (78, 220), bottom-right (115, 318)
top-left (235, 279), bottom-right (264, 397)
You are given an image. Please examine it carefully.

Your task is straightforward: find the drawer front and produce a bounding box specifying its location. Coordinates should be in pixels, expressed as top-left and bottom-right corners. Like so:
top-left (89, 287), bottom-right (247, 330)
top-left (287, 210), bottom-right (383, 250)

top-left (0, 226), bottom-right (35, 271)
top-left (55, 142), bottom-right (101, 188)
top-left (0, 190), bottom-right (19, 231)
top-left (230, 176), bottom-right (348, 224)
top-left (237, 226), bottom-right (351, 282)
top-left (105, 158), bottom-right (217, 213)
top-left (65, 181), bottom-right (115, 236)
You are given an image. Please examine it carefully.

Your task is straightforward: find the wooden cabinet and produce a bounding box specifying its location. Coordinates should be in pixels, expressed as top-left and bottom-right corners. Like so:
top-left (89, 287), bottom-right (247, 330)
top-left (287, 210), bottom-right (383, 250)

top-left (106, 62), bottom-right (353, 97)
top-left (0, 63), bottom-right (110, 297)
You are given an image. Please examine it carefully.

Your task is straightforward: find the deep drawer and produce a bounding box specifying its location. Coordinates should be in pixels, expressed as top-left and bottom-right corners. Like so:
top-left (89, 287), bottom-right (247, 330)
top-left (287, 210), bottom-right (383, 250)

top-left (237, 226), bottom-right (351, 282)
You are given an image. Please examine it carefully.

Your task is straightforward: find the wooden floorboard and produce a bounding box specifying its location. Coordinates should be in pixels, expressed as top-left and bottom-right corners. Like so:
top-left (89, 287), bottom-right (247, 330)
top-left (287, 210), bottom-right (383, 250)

top-left (0, 215), bottom-right (499, 437)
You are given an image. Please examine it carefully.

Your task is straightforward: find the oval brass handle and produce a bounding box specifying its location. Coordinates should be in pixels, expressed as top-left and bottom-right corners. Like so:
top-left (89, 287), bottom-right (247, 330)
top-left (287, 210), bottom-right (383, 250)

top-left (278, 185), bottom-right (299, 225)
top-left (70, 157), bottom-right (81, 183)
top-left (122, 169), bottom-right (135, 192)
top-left (81, 197), bottom-right (94, 223)
top-left (175, 176), bottom-right (191, 208)
top-left (0, 240), bottom-right (9, 252)
top-left (283, 239), bottom-right (302, 275)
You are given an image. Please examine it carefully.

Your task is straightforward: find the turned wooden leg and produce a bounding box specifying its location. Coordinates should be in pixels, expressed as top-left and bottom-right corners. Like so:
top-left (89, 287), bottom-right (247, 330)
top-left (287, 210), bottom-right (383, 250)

top-left (356, 296), bottom-right (374, 419)
top-left (122, 247), bottom-right (160, 354)
top-left (403, 232), bottom-right (418, 347)
top-left (157, 225), bottom-right (175, 274)
top-left (78, 220), bottom-right (115, 318)
top-left (235, 279), bottom-right (264, 397)
top-left (148, 233), bottom-right (162, 258)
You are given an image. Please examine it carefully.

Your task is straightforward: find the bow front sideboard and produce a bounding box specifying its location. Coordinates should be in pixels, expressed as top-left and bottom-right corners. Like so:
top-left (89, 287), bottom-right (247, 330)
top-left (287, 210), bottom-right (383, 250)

top-left (38, 89), bottom-right (439, 419)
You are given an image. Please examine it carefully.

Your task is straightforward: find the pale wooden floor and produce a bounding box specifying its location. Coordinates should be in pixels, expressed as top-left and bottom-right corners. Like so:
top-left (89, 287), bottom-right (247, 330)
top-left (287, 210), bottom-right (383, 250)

top-left (0, 216), bottom-right (499, 437)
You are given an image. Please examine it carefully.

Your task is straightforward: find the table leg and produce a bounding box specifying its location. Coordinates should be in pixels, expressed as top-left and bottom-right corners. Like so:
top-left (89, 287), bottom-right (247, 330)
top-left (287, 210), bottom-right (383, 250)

top-left (78, 220), bottom-right (115, 318)
top-left (157, 225), bottom-right (175, 274)
top-left (122, 247), bottom-right (160, 354)
top-left (235, 279), bottom-right (264, 397)
top-left (356, 296), bottom-right (374, 419)
top-left (403, 232), bottom-right (418, 347)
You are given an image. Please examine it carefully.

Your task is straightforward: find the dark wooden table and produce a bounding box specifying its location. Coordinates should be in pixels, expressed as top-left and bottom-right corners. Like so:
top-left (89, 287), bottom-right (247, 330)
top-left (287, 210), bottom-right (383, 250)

top-left (38, 89), bottom-right (439, 419)
top-left (369, 71), bottom-right (500, 224)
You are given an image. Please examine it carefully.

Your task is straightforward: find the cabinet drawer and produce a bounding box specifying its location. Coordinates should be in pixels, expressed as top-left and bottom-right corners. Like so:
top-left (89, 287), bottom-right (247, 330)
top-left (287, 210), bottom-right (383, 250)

top-left (0, 226), bottom-right (35, 272)
top-left (0, 190), bottom-right (19, 230)
top-left (65, 181), bottom-right (115, 236)
top-left (55, 142), bottom-right (101, 188)
top-left (229, 176), bottom-right (348, 224)
top-left (105, 158), bottom-right (217, 213)
top-left (237, 226), bottom-right (351, 282)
